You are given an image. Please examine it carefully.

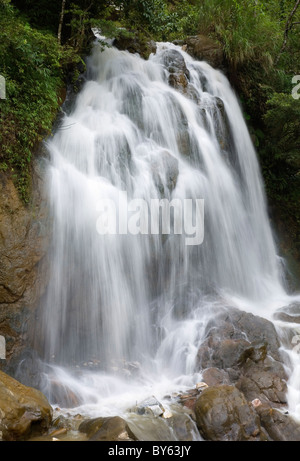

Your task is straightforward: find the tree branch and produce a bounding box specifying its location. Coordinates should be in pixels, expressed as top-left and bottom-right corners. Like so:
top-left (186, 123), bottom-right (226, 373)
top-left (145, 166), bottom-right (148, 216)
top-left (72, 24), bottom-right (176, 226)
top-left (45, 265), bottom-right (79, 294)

top-left (58, 0), bottom-right (67, 45)
top-left (275, 0), bottom-right (300, 65)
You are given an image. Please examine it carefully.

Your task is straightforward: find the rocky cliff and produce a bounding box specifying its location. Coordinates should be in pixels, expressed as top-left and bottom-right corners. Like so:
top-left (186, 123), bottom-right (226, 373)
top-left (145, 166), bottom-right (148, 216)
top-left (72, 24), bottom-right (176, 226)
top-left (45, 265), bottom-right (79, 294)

top-left (0, 156), bottom-right (50, 369)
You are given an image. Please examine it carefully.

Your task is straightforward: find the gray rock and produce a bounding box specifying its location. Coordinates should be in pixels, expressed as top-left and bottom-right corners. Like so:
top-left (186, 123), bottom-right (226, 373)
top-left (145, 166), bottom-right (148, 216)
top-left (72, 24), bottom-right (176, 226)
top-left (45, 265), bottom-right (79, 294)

top-left (202, 367), bottom-right (231, 386)
top-left (197, 336), bottom-right (256, 369)
top-left (236, 356), bottom-right (288, 405)
top-left (255, 404), bottom-right (300, 441)
top-left (273, 302), bottom-right (300, 324)
top-left (196, 306), bottom-right (288, 409)
top-left (198, 306), bottom-right (283, 364)
top-left (130, 395), bottom-right (165, 417)
top-left (164, 404), bottom-right (200, 441)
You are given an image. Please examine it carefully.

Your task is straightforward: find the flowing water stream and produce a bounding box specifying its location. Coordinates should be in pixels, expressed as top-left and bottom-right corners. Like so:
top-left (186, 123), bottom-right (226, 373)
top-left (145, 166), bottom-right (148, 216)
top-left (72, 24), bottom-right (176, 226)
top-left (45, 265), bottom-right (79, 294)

top-left (34, 39), bottom-right (300, 439)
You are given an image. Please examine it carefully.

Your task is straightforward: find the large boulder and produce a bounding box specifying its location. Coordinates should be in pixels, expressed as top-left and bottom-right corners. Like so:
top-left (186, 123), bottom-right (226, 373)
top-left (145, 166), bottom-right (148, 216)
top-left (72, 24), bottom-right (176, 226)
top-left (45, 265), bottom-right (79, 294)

top-left (0, 370), bottom-right (52, 441)
top-left (185, 35), bottom-right (224, 70)
top-left (199, 306), bottom-right (283, 362)
top-left (197, 306), bottom-right (284, 366)
top-left (194, 385), bottom-right (264, 441)
top-left (113, 35), bottom-right (156, 60)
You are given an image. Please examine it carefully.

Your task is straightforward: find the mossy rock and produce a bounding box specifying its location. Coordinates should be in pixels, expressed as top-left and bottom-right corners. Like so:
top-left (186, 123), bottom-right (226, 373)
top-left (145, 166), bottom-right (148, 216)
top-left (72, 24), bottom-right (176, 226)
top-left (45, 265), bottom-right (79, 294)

top-left (195, 385), bottom-right (264, 441)
top-left (113, 33), bottom-right (156, 60)
top-left (79, 416), bottom-right (138, 441)
top-left (0, 370), bottom-right (52, 441)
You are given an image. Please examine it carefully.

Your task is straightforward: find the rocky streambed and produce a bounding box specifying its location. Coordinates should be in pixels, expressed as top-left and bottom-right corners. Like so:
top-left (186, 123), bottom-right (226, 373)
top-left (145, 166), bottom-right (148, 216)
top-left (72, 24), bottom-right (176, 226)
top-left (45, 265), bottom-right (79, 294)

top-left (1, 303), bottom-right (300, 442)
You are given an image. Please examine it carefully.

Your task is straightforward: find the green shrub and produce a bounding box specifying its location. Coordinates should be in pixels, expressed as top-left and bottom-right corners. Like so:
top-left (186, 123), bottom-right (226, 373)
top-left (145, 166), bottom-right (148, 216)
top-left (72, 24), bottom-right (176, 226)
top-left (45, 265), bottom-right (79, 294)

top-left (0, 0), bottom-right (70, 202)
top-left (196, 0), bottom-right (281, 69)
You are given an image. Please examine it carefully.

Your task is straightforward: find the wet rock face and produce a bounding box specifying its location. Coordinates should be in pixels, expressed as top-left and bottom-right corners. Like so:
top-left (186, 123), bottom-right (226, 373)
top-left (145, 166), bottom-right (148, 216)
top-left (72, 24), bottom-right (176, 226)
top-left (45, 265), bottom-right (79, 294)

top-left (160, 50), bottom-right (233, 163)
top-left (159, 47), bottom-right (203, 103)
top-left (162, 49), bottom-right (190, 92)
top-left (196, 306), bottom-right (288, 408)
top-left (0, 158), bottom-right (50, 366)
top-left (0, 370), bottom-right (52, 441)
top-left (255, 404), bottom-right (300, 441)
top-left (236, 357), bottom-right (288, 405)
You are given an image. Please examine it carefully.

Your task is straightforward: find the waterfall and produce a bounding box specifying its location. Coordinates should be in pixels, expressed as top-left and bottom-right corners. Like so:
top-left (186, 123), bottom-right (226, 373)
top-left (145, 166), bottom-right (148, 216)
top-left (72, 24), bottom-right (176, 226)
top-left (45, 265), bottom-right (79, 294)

top-left (36, 40), bottom-right (300, 428)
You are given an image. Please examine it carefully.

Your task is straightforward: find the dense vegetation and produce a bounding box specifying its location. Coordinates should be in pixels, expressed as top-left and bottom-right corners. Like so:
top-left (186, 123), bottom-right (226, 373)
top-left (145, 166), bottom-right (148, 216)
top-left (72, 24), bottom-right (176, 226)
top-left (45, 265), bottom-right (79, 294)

top-left (0, 0), bottom-right (299, 275)
top-left (0, 0), bottom-right (81, 201)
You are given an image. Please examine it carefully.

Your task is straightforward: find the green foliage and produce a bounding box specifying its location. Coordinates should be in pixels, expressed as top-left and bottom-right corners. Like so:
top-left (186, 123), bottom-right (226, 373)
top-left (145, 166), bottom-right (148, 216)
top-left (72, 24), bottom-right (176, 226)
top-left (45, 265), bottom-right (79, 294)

top-left (109, 0), bottom-right (199, 41)
top-left (261, 92), bottom-right (300, 194)
top-left (65, 2), bottom-right (133, 52)
top-left (196, 0), bottom-right (281, 69)
top-left (264, 93), bottom-right (300, 164)
top-left (0, 0), bottom-right (65, 202)
top-left (12, 0), bottom-right (62, 33)
top-left (253, 88), bottom-right (300, 266)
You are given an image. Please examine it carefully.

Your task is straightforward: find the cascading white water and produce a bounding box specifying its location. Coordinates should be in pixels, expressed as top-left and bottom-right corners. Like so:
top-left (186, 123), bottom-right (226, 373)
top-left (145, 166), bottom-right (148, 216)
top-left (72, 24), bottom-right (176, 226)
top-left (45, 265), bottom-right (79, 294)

top-left (37, 39), bottom-right (300, 433)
